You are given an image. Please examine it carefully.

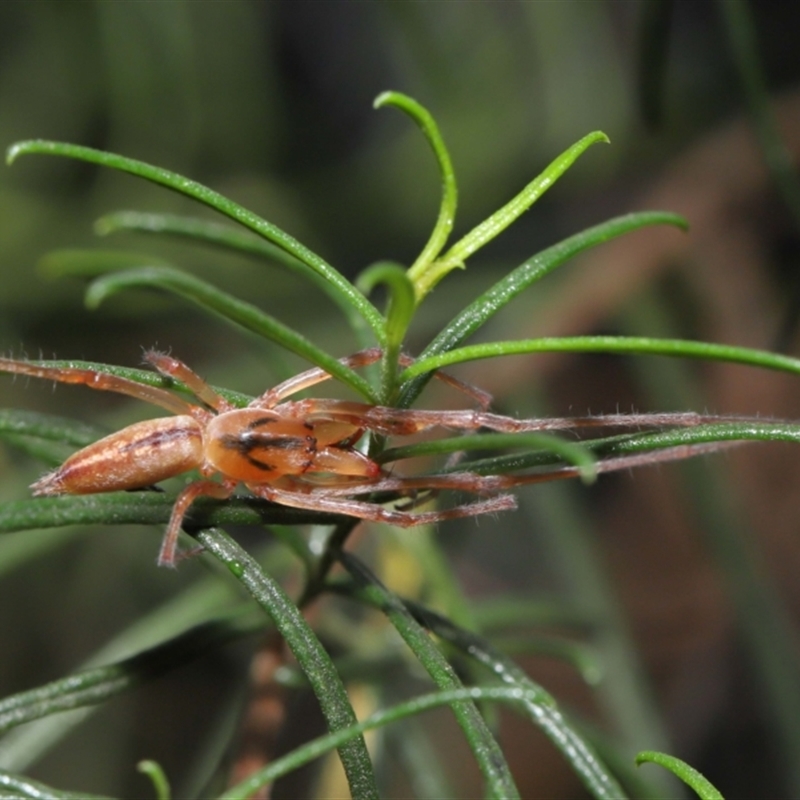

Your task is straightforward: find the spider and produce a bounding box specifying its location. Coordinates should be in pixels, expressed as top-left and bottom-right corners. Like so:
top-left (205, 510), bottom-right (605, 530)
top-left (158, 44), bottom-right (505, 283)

top-left (0, 349), bottom-right (715, 567)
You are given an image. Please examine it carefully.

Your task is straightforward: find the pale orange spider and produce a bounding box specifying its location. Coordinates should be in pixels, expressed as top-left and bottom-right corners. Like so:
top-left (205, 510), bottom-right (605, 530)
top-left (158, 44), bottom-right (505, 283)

top-left (0, 348), bottom-right (715, 567)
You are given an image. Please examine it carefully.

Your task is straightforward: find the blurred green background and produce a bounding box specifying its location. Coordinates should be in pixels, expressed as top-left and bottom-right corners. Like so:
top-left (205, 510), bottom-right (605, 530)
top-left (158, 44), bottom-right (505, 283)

top-left (2, 2), bottom-right (800, 798)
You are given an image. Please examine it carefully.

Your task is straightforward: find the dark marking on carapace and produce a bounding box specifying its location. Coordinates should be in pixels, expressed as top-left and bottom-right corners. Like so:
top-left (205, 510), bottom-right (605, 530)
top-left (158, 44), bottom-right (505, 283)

top-left (247, 416), bottom-right (280, 430)
top-left (219, 431), bottom-right (319, 475)
top-left (120, 427), bottom-right (198, 454)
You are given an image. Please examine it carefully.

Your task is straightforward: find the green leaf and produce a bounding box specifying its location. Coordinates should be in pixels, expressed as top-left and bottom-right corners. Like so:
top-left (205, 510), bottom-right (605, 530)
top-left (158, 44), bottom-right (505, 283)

top-left (589, 420), bottom-right (800, 454)
top-left (401, 335), bottom-right (800, 382)
top-left (379, 431), bottom-right (597, 483)
top-left (6, 139), bottom-right (385, 341)
top-left (0, 408), bottom-right (103, 449)
top-left (413, 131), bottom-right (609, 299)
top-left (635, 751), bottom-right (724, 800)
top-left (356, 261), bottom-right (415, 400)
top-left (357, 262), bottom-right (415, 352)
top-left (137, 761), bottom-right (171, 800)
top-left (399, 598), bottom-right (628, 800)
top-left (446, 420), bottom-right (800, 482)
top-left (0, 493), bottom-right (343, 536)
top-left (490, 633), bottom-right (604, 685)
top-left (94, 211), bottom-right (374, 337)
top-left (0, 770), bottom-right (112, 800)
top-left (84, 265), bottom-right (378, 401)
top-left (374, 92), bottom-right (458, 299)
top-left (400, 211), bottom-right (687, 406)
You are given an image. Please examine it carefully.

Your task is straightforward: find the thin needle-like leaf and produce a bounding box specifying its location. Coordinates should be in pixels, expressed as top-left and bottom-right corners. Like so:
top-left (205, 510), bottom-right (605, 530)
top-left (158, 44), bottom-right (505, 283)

top-left (374, 92), bottom-right (457, 296)
top-left (401, 599), bottom-right (628, 800)
top-left (402, 335), bottom-right (800, 383)
top-left (411, 132), bottom-right (611, 301)
top-left (0, 770), bottom-right (112, 800)
top-left (93, 211), bottom-right (373, 337)
top-left (437, 131), bottom-right (609, 272)
top-left (636, 751), bottom-right (724, 800)
top-left (0, 493), bottom-right (341, 535)
top-left (357, 261), bottom-right (416, 401)
top-left (6, 140), bottom-right (385, 341)
top-left (340, 552), bottom-right (521, 800)
top-left (85, 265), bottom-right (377, 401)
top-left (400, 211), bottom-right (687, 406)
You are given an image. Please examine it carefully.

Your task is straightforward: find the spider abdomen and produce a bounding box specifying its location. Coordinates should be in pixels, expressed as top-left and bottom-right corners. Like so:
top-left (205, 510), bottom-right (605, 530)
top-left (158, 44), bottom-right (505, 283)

top-left (31, 416), bottom-right (204, 495)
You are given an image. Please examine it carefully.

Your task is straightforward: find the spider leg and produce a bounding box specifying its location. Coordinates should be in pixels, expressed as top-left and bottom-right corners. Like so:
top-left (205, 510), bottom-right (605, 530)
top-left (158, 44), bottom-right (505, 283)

top-left (395, 353), bottom-right (493, 410)
top-left (253, 348), bottom-right (493, 410)
top-left (158, 478), bottom-right (236, 567)
top-left (248, 481), bottom-right (517, 528)
top-left (0, 357), bottom-right (196, 416)
top-left (294, 473), bottom-right (518, 496)
top-left (144, 350), bottom-right (232, 412)
top-left (319, 438), bottom-right (744, 497)
top-left (401, 408), bottom-right (714, 434)
top-left (310, 434), bottom-right (742, 496)
top-left (253, 349), bottom-right (385, 408)
top-left (274, 402), bottom-right (719, 437)
top-left (264, 400), bottom-right (556, 436)
top-left (265, 399), bottom-right (517, 436)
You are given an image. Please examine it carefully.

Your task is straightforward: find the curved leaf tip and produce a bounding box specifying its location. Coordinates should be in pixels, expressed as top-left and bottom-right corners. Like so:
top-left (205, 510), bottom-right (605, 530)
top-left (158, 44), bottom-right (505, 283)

top-left (7, 139), bottom-right (63, 165)
top-left (636, 750), bottom-right (724, 800)
top-left (5, 140), bottom-right (29, 165)
top-left (373, 90), bottom-right (397, 109)
top-left (137, 760), bottom-right (172, 800)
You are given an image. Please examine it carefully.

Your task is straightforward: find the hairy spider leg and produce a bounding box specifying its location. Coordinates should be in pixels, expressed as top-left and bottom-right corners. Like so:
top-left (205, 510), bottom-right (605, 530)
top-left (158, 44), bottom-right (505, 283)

top-left (248, 479), bottom-right (517, 528)
top-left (390, 352), bottom-right (493, 410)
top-left (267, 436), bottom-right (732, 526)
top-left (266, 400), bottom-right (716, 437)
top-left (311, 440), bottom-right (744, 498)
top-left (144, 350), bottom-right (232, 413)
top-left (254, 349), bottom-right (385, 408)
top-left (0, 357), bottom-right (196, 416)
top-left (414, 366), bottom-right (493, 410)
top-left (254, 348), bottom-right (492, 410)
top-left (159, 478), bottom-right (237, 567)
